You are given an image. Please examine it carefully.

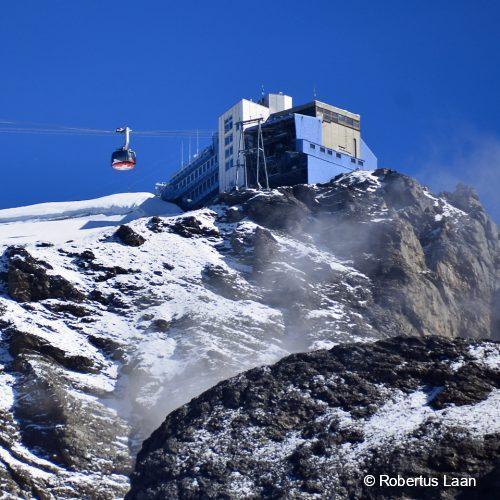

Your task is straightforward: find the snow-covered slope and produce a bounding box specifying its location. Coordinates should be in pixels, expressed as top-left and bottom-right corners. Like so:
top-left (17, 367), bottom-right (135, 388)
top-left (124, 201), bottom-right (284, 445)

top-left (0, 170), bottom-right (498, 498)
top-left (0, 192), bottom-right (180, 244)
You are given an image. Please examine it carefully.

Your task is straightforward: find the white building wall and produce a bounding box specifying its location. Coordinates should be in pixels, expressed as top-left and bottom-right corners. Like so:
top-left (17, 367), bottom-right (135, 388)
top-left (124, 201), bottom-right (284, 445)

top-left (263, 93), bottom-right (293, 114)
top-left (218, 99), bottom-right (270, 192)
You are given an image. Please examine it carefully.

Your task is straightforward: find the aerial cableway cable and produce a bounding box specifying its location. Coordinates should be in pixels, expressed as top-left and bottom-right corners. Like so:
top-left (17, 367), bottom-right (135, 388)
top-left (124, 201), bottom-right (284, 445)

top-left (0, 119), bottom-right (214, 137)
top-left (0, 119), bottom-right (215, 171)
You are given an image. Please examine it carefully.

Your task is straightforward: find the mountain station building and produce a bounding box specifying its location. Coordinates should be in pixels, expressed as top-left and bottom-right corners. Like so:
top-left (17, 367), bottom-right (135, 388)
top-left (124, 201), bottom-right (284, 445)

top-left (156, 93), bottom-right (377, 210)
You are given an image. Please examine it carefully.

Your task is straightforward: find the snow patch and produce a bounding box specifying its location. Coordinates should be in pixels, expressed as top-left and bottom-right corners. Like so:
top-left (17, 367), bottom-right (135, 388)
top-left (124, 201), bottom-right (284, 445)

top-left (468, 343), bottom-right (500, 371)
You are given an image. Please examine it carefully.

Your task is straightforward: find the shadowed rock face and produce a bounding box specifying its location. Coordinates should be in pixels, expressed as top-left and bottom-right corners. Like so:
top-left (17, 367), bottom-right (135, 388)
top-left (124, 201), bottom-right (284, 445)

top-left (6, 247), bottom-right (84, 303)
top-left (221, 169), bottom-right (499, 340)
top-left (127, 336), bottom-right (500, 499)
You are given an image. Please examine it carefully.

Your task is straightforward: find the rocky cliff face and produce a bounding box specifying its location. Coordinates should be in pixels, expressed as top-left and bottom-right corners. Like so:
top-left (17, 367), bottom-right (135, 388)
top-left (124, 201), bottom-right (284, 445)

top-left (127, 336), bottom-right (500, 499)
top-left (0, 169), bottom-right (498, 497)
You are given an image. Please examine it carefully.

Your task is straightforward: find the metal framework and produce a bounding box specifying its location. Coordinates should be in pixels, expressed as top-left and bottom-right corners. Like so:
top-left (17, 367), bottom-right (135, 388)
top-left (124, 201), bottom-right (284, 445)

top-left (235, 118), bottom-right (269, 190)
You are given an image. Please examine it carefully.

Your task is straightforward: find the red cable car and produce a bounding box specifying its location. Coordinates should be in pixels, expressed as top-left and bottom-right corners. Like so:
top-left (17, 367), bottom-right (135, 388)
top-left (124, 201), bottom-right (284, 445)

top-left (111, 126), bottom-right (136, 170)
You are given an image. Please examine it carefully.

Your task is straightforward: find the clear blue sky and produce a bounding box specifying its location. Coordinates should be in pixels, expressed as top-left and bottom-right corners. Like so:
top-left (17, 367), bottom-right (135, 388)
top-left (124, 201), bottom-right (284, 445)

top-left (1, 0), bottom-right (499, 219)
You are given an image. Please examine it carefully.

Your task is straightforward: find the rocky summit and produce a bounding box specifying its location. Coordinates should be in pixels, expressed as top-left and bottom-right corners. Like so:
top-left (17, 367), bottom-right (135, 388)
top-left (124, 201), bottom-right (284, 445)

top-left (0, 170), bottom-right (498, 497)
top-left (128, 336), bottom-right (500, 499)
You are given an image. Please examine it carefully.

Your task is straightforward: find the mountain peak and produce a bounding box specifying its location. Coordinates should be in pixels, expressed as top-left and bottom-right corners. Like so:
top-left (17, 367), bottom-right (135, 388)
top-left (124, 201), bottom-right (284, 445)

top-left (0, 170), bottom-right (498, 497)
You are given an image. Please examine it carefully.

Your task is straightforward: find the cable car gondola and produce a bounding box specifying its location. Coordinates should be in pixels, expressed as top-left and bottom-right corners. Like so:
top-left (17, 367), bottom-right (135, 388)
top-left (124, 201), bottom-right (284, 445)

top-left (111, 126), bottom-right (136, 170)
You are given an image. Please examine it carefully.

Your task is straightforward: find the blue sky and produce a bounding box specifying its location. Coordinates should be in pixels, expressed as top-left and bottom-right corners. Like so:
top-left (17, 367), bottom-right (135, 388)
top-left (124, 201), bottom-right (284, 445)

top-left (1, 0), bottom-right (499, 219)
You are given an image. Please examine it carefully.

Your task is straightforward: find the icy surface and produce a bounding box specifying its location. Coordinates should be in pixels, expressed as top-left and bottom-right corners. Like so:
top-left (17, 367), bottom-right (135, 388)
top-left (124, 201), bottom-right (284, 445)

top-left (0, 192), bottom-right (180, 244)
top-left (0, 192), bottom-right (179, 223)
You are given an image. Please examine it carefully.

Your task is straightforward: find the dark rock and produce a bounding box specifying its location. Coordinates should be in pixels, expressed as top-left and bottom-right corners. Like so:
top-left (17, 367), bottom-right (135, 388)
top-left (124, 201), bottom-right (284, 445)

top-left (89, 289), bottom-right (111, 305)
top-left (12, 353), bottom-right (131, 477)
top-left (225, 206), bottom-right (245, 223)
top-left (150, 319), bottom-right (170, 332)
top-left (292, 184), bottom-right (319, 210)
top-left (128, 337), bottom-right (500, 500)
top-left (217, 189), bottom-right (258, 207)
top-left (115, 225), bottom-right (146, 246)
top-left (147, 216), bottom-right (166, 233)
top-left (87, 334), bottom-right (127, 362)
top-left (252, 227), bottom-right (279, 267)
top-left (79, 249), bottom-right (96, 261)
top-left (202, 264), bottom-right (257, 301)
top-left (44, 301), bottom-right (90, 317)
top-left (5, 247), bottom-right (84, 303)
top-left (92, 264), bottom-right (135, 282)
top-left (168, 215), bottom-right (220, 239)
top-left (243, 189), bottom-right (311, 231)
top-left (7, 325), bottom-right (97, 373)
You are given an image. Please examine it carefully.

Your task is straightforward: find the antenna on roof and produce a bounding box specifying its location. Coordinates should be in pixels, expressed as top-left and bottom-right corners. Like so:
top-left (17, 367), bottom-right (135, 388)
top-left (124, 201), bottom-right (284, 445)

top-left (261, 84), bottom-right (265, 97)
top-left (181, 140), bottom-right (184, 167)
top-left (313, 85), bottom-right (317, 99)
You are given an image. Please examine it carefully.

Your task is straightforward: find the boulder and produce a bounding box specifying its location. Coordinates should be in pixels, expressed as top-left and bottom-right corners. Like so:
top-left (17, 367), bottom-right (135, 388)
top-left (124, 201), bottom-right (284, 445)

top-left (115, 225), bottom-right (146, 246)
top-left (243, 189), bottom-right (311, 231)
top-left (168, 216), bottom-right (220, 238)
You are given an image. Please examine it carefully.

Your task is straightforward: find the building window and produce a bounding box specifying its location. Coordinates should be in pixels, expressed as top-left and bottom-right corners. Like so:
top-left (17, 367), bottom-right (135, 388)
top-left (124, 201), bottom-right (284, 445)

top-left (224, 134), bottom-right (233, 146)
top-left (358, 160), bottom-right (364, 166)
top-left (336, 152), bottom-right (341, 158)
top-left (310, 143), bottom-right (315, 149)
top-left (351, 158), bottom-right (356, 163)
top-left (318, 106), bottom-right (360, 131)
top-left (225, 146), bottom-right (233, 159)
top-left (225, 159), bottom-right (233, 171)
top-left (320, 147), bottom-right (325, 153)
top-left (327, 150), bottom-right (332, 155)
top-left (224, 116), bottom-right (233, 133)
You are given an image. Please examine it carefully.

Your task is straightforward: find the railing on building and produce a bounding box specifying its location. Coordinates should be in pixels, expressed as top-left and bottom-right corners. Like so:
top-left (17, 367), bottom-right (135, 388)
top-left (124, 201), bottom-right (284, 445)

top-left (156, 143), bottom-right (219, 208)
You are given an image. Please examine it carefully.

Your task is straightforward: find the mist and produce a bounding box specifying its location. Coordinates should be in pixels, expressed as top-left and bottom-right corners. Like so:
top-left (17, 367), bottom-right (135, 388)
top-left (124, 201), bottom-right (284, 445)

top-left (413, 125), bottom-right (500, 223)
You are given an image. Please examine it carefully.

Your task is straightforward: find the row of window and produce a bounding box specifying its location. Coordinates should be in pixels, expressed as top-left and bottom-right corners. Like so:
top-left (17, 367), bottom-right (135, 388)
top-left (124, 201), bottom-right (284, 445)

top-left (175, 156), bottom-right (217, 190)
top-left (317, 106), bottom-right (360, 130)
top-left (186, 173), bottom-right (218, 202)
top-left (309, 143), bottom-right (364, 165)
top-left (224, 116), bottom-right (233, 133)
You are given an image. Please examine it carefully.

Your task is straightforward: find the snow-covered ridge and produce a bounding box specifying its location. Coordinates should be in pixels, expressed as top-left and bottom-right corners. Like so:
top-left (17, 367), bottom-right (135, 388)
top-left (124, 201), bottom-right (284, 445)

top-left (0, 192), bottom-right (181, 245)
top-left (0, 192), bottom-right (179, 223)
